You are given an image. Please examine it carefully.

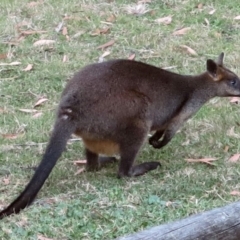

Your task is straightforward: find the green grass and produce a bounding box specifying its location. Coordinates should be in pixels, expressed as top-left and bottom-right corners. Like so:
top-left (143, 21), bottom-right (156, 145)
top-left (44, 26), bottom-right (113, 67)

top-left (1, 0), bottom-right (240, 239)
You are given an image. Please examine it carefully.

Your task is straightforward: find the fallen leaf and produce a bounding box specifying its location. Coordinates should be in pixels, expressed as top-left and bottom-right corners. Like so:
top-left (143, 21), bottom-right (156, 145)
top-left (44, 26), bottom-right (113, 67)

top-left (125, 4), bottom-right (150, 15)
top-left (165, 201), bottom-right (172, 207)
top-left (63, 16), bottom-right (82, 21)
top-left (21, 30), bottom-right (47, 36)
top-left (16, 35), bottom-right (25, 43)
top-left (204, 18), bottom-right (210, 26)
top-left (37, 235), bottom-right (54, 240)
top-left (0, 62), bottom-right (21, 66)
top-left (74, 167), bottom-right (85, 175)
top-left (73, 31), bottom-right (85, 38)
top-left (23, 64), bottom-right (33, 71)
top-left (162, 65), bottom-right (177, 70)
top-left (173, 27), bottom-right (191, 35)
top-left (106, 14), bottom-right (116, 22)
top-left (0, 201), bottom-right (5, 208)
top-left (128, 53), bottom-right (136, 60)
top-left (227, 126), bottom-right (240, 138)
top-left (180, 45), bottom-right (198, 56)
top-left (228, 153), bottom-right (240, 163)
top-left (98, 51), bottom-right (111, 62)
top-left (2, 132), bottom-right (24, 140)
top-left (1, 227), bottom-right (12, 235)
top-left (0, 53), bottom-right (7, 59)
top-left (16, 21), bottom-right (31, 28)
top-left (6, 40), bottom-right (20, 46)
top-left (32, 112), bottom-right (43, 118)
top-left (122, 204), bottom-right (137, 209)
top-left (138, 0), bottom-right (151, 3)
top-left (42, 198), bottom-right (57, 205)
top-left (97, 40), bottom-right (115, 50)
top-left (209, 9), bottom-right (216, 15)
top-left (34, 98), bottom-right (48, 108)
top-left (224, 146), bottom-right (229, 153)
top-left (230, 97), bottom-right (240, 104)
top-left (91, 28), bottom-right (110, 36)
top-left (91, 29), bottom-right (102, 36)
top-left (61, 27), bottom-right (70, 40)
top-left (3, 177), bottom-right (10, 185)
top-left (62, 26), bottom-right (68, 36)
top-left (55, 22), bottom-right (64, 32)
top-left (197, 3), bottom-right (203, 9)
top-left (186, 158), bottom-right (217, 166)
top-left (73, 160), bottom-right (87, 165)
top-left (27, 1), bottom-right (43, 8)
top-left (101, 51), bottom-right (111, 58)
top-left (230, 190), bottom-right (240, 196)
top-left (62, 55), bottom-right (68, 62)
top-left (234, 16), bottom-right (240, 20)
top-left (149, 10), bottom-right (156, 16)
top-left (33, 40), bottom-right (55, 47)
top-left (16, 217), bottom-right (28, 227)
top-left (0, 107), bottom-right (6, 113)
top-left (19, 109), bottom-right (38, 113)
top-left (155, 16), bottom-right (172, 25)
top-left (182, 139), bottom-right (190, 146)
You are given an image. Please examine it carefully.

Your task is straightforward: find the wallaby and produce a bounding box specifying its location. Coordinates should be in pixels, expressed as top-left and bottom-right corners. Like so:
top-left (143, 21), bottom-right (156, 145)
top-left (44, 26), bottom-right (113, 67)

top-left (1, 53), bottom-right (240, 219)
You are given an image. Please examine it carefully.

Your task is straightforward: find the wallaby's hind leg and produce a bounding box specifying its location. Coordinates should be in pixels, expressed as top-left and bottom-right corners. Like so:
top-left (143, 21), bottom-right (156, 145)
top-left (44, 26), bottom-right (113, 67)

top-left (118, 126), bottom-right (160, 178)
top-left (85, 149), bottom-right (117, 171)
top-left (99, 156), bottom-right (117, 167)
top-left (85, 149), bottom-right (100, 171)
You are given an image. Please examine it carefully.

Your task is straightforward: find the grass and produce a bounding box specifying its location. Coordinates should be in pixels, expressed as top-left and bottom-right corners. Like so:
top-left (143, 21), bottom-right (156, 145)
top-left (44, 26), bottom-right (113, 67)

top-left (1, 0), bottom-right (240, 239)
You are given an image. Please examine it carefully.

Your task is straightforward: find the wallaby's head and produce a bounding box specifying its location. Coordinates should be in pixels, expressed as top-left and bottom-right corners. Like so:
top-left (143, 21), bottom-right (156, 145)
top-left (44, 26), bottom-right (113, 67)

top-left (206, 53), bottom-right (240, 97)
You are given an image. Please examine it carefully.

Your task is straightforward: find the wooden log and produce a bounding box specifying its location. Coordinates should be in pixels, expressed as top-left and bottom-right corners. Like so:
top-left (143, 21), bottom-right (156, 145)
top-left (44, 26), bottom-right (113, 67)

top-left (116, 201), bottom-right (240, 240)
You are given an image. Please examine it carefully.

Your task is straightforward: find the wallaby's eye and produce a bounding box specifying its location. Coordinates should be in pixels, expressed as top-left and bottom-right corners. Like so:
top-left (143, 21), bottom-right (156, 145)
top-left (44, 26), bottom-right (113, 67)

top-left (230, 78), bottom-right (237, 86)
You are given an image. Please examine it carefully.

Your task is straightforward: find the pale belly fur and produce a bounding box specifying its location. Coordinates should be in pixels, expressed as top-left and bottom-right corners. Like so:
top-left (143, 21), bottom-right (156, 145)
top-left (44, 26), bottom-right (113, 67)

top-left (82, 138), bottom-right (119, 156)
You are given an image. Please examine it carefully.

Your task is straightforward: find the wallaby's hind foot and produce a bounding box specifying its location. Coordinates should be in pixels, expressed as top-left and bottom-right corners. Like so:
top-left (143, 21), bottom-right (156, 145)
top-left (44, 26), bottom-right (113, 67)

top-left (99, 156), bottom-right (117, 167)
top-left (130, 161), bottom-right (161, 176)
top-left (117, 161), bottom-right (161, 178)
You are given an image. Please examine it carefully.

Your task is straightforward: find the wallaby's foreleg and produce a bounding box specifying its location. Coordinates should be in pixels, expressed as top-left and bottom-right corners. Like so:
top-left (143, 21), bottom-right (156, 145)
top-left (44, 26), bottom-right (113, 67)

top-left (150, 128), bottom-right (176, 149)
top-left (151, 102), bottom-right (203, 149)
top-left (118, 126), bottom-right (160, 178)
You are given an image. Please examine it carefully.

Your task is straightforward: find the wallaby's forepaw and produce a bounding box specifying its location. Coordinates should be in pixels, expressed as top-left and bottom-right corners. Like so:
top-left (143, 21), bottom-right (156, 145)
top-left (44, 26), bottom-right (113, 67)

top-left (148, 136), bottom-right (155, 145)
top-left (149, 138), bottom-right (163, 149)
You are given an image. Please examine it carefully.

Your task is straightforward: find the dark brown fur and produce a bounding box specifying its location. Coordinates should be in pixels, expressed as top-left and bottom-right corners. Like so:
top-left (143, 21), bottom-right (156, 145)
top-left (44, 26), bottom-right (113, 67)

top-left (1, 53), bottom-right (240, 218)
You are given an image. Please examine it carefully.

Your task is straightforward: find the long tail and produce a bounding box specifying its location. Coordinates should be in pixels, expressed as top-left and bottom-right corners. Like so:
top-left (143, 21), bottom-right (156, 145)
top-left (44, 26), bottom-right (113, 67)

top-left (0, 118), bottom-right (76, 219)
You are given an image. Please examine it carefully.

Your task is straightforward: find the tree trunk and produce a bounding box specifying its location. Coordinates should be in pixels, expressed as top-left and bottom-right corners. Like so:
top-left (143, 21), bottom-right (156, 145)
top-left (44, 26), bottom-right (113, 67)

top-left (116, 201), bottom-right (240, 240)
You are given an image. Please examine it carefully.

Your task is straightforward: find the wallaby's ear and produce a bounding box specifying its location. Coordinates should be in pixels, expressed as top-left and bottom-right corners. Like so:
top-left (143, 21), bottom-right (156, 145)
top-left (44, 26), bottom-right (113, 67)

top-left (206, 59), bottom-right (218, 80)
top-left (217, 52), bottom-right (224, 66)
top-left (206, 53), bottom-right (225, 81)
